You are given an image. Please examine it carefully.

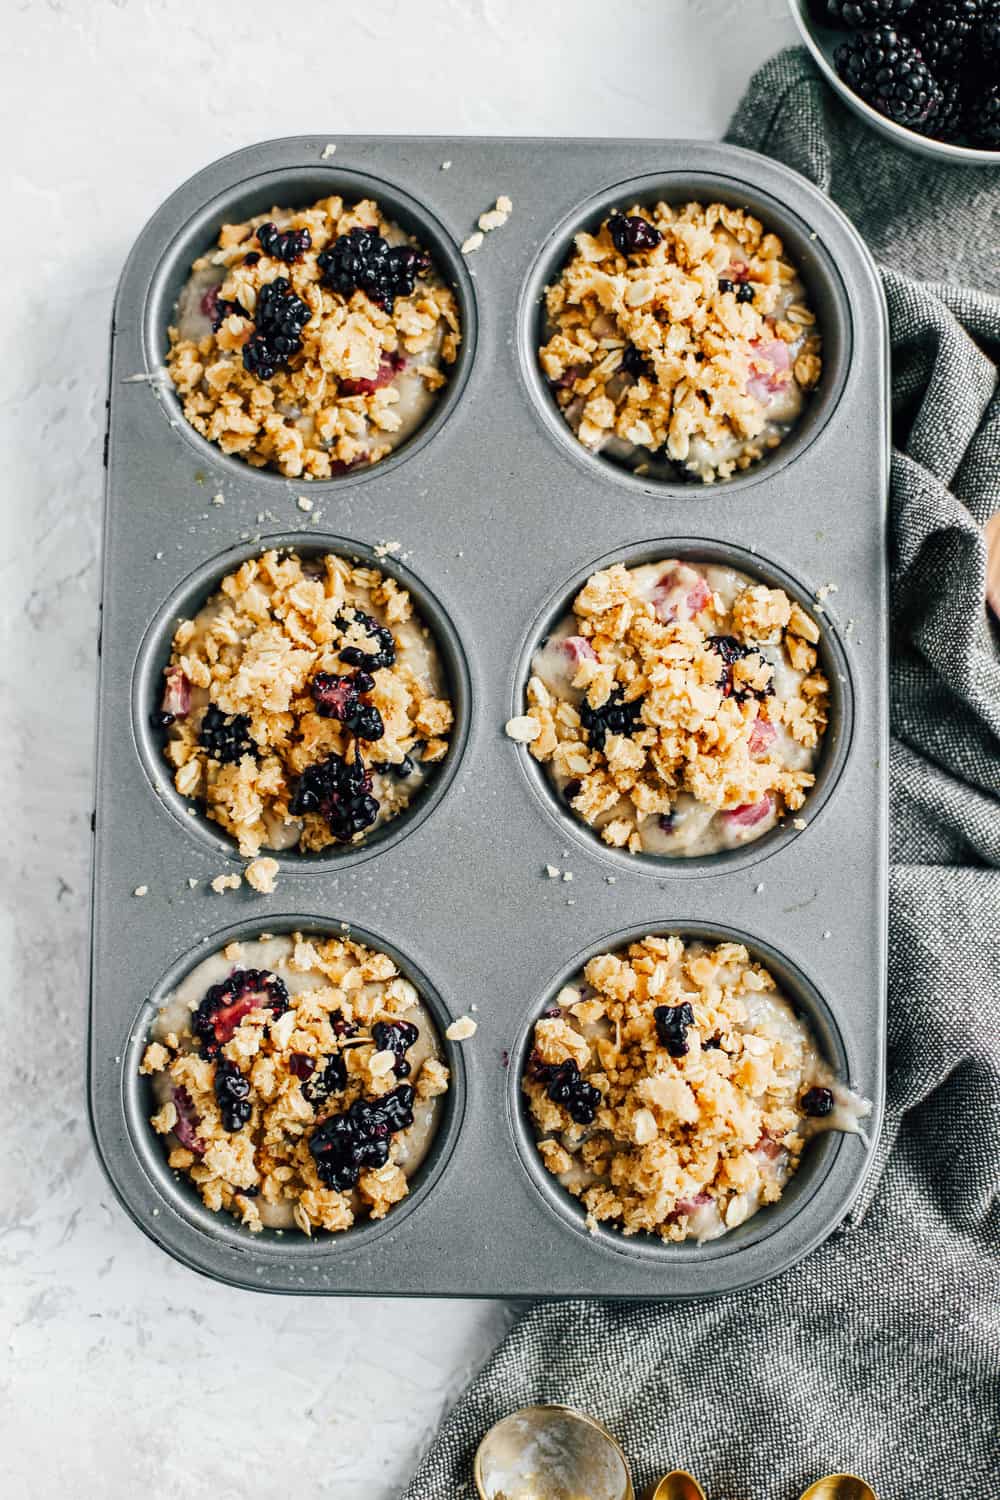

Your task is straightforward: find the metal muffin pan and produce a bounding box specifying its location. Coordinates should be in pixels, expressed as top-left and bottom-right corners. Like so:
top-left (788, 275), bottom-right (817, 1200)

top-left (90, 136), bottom-right (888, 1298)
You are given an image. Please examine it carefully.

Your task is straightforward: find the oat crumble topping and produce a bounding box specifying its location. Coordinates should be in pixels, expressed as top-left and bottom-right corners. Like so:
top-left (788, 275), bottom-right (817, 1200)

top-left (144, 933), bottom-right (450, 1234)
top-left (523, 935), bottom-right (868, 1243)
top-left (540, 201), bottom-right (822, 482)
top-left (524, 558), bottom-right (829, 858)
top-left (166, 196), bottom-right (461, 478)
top-left (156, 549), bottom-right (454, 857)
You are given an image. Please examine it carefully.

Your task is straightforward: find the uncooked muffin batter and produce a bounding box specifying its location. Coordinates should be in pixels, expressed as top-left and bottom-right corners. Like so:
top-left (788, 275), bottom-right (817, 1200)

top-left (523, 934), bottom-right (869, 1243)
top-left (539, 200), bottom-right (822, 482)
top-left (143, 933), bottom-right (450, 1234)
top-left (519, 558), bottom-right (829, 857)
top-left (167, 195), bottom-right (461, 477)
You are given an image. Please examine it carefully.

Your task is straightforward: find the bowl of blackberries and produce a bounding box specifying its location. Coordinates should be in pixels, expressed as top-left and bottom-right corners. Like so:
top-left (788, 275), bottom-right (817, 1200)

top-left (790, 1), bottom-right (1000, 161)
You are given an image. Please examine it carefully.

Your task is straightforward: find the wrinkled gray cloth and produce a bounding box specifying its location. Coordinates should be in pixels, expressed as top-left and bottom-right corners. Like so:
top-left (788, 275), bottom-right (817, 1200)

top-left (404, 50), bottom-right (1000, 1500)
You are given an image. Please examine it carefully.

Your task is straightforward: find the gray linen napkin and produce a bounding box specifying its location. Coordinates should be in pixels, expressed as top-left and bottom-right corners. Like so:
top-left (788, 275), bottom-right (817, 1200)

top-left (403, 50), bottom-right (1000, 1500)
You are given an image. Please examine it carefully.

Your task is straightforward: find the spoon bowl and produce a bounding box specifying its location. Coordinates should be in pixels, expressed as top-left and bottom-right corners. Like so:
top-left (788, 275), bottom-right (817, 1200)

top-left (799, 1476), bottom-right (877, 1500)
top-left (474, 1404), bottom-right (634, 1500)
top-left (647, 1471), bottom-right (708, 1500)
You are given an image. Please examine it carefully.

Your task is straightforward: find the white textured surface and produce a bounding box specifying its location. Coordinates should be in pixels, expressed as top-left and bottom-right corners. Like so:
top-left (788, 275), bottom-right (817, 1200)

top-left (2, 2), bottom-right (795, 1495)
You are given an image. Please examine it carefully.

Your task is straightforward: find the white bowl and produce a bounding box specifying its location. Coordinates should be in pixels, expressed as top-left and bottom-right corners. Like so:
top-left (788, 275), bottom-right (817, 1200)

top-left (788, 0), bottom-right (1000, 165)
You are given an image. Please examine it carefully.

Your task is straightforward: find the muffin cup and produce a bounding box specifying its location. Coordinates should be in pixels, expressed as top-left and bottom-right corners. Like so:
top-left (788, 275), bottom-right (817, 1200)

top-left (512, 536), bottom-right (855, 878)
top-left (517, 169), bottom-right (852, 497)
top-left (120, 914), bottom-right (467, 1263)
top-left (508, 920), bottom-right (858, 1266)
top-left (144, 163), bottom-right (478, 486)
top-left (131, 530), bottom-right (472, 871)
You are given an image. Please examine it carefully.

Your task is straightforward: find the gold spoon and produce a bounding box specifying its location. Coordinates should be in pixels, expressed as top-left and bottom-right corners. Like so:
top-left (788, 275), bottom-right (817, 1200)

top-left (646, 1472), bottom-right (875, 1500)
top-left (646, 1472), bottom-right (708, 1500)
top-left (798, 1476), bottom-right (876, 1500)
top-left (474, 1404), bottom-right (634, 1499)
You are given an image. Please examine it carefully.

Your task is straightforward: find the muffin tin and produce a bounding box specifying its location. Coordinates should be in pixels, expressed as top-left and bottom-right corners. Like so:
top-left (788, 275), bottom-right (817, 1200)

top-left (89, 136), bottom-right (888, 1298)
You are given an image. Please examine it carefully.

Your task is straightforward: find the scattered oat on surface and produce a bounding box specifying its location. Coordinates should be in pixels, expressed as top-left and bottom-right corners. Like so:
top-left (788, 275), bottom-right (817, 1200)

top-left (545, 864), bottom-right (560, 878)
top-left (132, 885), bottom-right (148, 898)
top-left (505, 714), bottom-right (540, 744)
top-left (245, 856), bottom-right (280, 894)
top-left (321, 143), bottom-right (337, 159)
top-left (297, 496), bottom-right (313, 512)
top-left (445, 1016), bottom-right (477, 1041)
top-left (461, 231), bottom-right (484, 255)
top-left (210, 873), bottom-right (242, 893)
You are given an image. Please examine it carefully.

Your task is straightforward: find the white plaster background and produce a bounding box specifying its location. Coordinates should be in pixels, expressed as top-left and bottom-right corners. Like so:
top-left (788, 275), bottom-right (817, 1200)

top-left (2, 2), bottom-right (796, 1495)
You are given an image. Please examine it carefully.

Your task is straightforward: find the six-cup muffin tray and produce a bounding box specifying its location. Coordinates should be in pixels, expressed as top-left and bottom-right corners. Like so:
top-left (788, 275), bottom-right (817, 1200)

top-left (89, 136), bottom-right (888, 1299)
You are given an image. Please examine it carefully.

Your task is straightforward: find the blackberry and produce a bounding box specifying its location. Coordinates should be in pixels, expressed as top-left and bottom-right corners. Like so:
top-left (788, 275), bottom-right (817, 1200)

top-left (302, 1052), bottom-right (349, 1107)
top-left (256, 221), bottom-right (312, 262)
top-left (834, 26), bottom-right (943, 125)
top-left (908, 1), bottom-right (983, 74)
top-left (802, 1085), bottom-right (836, 1118)
top-left (619, 344), bottom-right (648, 378)
top-left (706, 635), bottom-right (774, 703)
top-left (288, 1052), bottom-right (317, 1080)
top-left (981, 5), bottom-right (1000, 65)
top-left (214, 1058), bottom-right (252, 1132)
top-left (242, 251), bottom-right (261, 267)
top-left (289, 749), bottom-right (380, 841)
top-left (967, 80), bottom-right (1000, 144)
top-left (824, 0), bottom-right (916, 25)
top-left (242, 276), bottom-right (311, 379)
top-left (606, 212), bottom-right (662, 255)
top-left (579, 687), bottom-right (645, 753)
top-left (308, 1084), bottom-right (415, 1191)
top-left (532, 1058), bottom-right (602, 1125)
top-left (337, 610), bottom-right (397, 672)
top-left (310, 670), bottom-right (384, 741)
top-left (914, 74), bottom-right (965, 140)
top-left (654, 1001), bottom-right (695, 1058)
top-left (372, 1019), bottom-right (419, 1078)
top-left (719, 279), bottom-right (749, 304)
top-left (193, 969), bottom-right (290, 1059)
top-left (198, 704), bottom-right (255, 763)
top-left (211, 296), bottom-right (247, 332)
top-left (317, 227), bottom-right (430, 313)
top-left (348, 704), bottom-right (385, 741)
